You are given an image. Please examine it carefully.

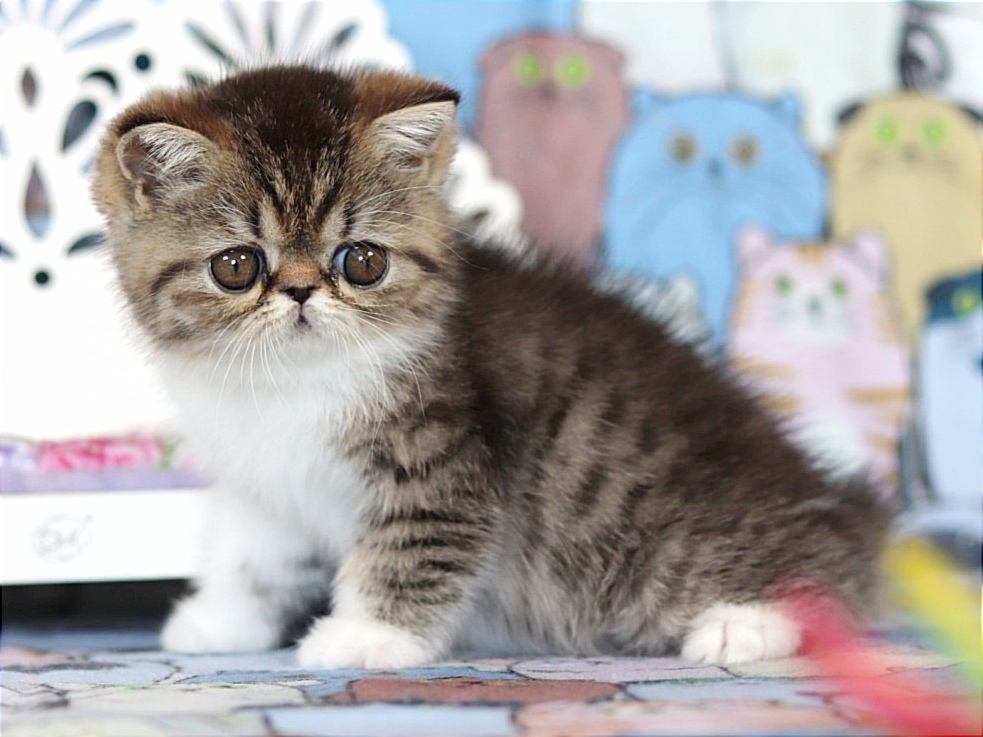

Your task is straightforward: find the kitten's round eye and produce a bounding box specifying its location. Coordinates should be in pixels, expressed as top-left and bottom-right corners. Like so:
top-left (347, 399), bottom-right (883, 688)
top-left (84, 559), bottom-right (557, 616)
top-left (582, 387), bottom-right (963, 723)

top-left (670, 135), bottom-right (697, 163)
top-left (831, 278), bottom-right (848, 297)
top-left (334, 243), bottom-right (388, 287)
top-left (730, 136), bottom-right (758, 166)
top-left (775, 275), bottom-right (793, 294)
top-left (210, 248), bottom-right (263, 292)
top-left (875, 117), bottom-right (900, 146)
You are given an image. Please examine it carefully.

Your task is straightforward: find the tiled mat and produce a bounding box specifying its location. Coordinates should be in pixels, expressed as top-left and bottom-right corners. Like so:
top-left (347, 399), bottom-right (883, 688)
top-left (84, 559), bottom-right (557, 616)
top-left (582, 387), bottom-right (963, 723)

top-left (1, 625), bottom-right (973, 736)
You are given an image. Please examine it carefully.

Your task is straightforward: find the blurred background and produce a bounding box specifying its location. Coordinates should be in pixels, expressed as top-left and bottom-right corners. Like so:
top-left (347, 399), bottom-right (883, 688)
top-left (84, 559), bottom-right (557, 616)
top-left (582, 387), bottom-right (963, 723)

top-left (1, 1), bottom-right (980, 600)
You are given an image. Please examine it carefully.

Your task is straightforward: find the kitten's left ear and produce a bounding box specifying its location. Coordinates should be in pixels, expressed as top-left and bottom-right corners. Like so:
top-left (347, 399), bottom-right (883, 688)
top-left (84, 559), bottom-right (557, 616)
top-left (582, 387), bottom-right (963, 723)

top-left (369, 100), bottom-right (457, 173)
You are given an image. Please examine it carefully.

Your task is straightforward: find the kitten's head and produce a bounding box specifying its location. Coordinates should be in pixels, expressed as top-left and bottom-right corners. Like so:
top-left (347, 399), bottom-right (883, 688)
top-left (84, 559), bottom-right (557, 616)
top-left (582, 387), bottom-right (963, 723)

top-left (93, 65), bottom-right (460, 363)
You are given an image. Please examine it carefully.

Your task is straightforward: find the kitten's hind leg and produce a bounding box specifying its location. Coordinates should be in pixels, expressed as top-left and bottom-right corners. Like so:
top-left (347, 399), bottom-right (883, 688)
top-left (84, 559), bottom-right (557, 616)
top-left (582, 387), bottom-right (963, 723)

top-left (680, 602), bottom-right (801, 664)
top-left (162, 491), bottom-right (330, 653)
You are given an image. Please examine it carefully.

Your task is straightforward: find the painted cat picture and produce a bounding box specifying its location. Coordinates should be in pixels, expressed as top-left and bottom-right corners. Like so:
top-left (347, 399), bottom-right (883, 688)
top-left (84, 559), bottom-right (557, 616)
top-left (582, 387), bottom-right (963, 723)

top-left (830, 92), bottom-right (982, 341)
top-left (917, 270), bottom-right (983, 513)
top-left (92, 66), bottom-right (886, 669)
top-left (729, 228), bottom-right (911, 499)
top-left (476, 32), bottom-right (630, 267)
top-left (604, 90), bottom-right (827, 344)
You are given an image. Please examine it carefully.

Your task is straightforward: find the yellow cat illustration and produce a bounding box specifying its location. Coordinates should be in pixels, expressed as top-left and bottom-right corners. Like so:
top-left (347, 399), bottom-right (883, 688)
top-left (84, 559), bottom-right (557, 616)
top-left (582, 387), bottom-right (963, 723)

top-left (830, 92), bottom-right (982, 341)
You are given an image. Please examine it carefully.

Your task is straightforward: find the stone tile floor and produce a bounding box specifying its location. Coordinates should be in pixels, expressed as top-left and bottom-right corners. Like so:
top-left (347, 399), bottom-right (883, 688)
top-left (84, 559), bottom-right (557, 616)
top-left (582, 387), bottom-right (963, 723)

top-left (2, 619), bottom-right (975, 737)
top-left (4, 580), bottom-right (980, 736)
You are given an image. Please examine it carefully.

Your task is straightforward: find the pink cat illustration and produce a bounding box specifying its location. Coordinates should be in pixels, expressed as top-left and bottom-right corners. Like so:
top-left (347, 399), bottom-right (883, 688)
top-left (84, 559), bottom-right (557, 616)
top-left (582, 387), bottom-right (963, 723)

top-left (729, 227), bottom-right (911, 500)
top-left (475, 32), bottom-right (630, 267)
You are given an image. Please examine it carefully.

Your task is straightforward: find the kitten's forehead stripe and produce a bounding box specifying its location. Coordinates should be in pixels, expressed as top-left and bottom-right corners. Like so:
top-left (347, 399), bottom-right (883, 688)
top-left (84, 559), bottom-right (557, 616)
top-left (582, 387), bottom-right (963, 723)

top-left (247, 205), bottom-right (261, 240)
top-left (254, 166), bottom-right (287, 214)
top-left (207, 67), bottom-right (356, 161)
top-left (342, 203), bottom-right (357, 239)
top-left (312, 175), bottom-right (344, 233)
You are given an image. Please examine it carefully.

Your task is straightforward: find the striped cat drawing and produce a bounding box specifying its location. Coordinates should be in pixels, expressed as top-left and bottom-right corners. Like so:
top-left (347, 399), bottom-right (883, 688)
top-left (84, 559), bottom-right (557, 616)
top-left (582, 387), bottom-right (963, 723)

top-left (730, 227), bottom-right (911, 500)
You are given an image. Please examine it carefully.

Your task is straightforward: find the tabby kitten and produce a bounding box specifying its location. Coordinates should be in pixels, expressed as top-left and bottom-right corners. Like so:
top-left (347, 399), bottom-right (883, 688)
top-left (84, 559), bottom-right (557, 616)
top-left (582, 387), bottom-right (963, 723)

top-left (93, 65), bottom-right (887, 668)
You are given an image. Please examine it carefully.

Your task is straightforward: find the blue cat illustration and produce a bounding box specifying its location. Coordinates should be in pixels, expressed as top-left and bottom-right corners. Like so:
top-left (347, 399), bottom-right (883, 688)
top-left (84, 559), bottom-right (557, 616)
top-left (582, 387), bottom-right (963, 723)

top-left (917, 270), bottom-right (982, 514)
top-left (603, 91), bottom-right (827, 344)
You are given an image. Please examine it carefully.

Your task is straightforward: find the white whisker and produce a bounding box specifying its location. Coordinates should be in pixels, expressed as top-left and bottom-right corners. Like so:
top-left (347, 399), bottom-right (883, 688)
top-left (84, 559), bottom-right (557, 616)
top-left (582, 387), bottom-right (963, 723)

top-left (356, 184), bottom-right (439, 210)
top-left (248, 339), bottom-right (260, 416)
top-left (260, 332), bottom-right (286, 404)
top-left (206, 315), bottom-right (249, 389)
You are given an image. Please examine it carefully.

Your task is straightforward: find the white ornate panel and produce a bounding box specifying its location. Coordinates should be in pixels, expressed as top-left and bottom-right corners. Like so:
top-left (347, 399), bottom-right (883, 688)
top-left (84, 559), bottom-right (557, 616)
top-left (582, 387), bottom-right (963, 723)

top-left (0, 0), bottom-right (520, 439)
top-left (448, 140), bottom-right (524, 247)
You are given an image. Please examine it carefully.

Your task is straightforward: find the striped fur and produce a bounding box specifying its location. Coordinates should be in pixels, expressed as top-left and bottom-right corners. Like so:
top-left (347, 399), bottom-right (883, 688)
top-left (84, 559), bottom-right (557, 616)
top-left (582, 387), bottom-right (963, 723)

top-left (94, 66), bottom-right (888, 667)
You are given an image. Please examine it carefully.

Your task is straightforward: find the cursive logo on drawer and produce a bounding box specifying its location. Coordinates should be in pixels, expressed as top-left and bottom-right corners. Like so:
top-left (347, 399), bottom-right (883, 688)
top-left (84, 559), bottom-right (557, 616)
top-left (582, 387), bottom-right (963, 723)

top-left (33, 515), bottom-right (93, 562)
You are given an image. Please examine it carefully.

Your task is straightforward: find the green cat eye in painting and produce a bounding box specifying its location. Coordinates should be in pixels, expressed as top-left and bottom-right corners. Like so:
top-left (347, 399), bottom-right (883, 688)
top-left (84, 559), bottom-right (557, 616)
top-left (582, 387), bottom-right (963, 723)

top-left (775, 275), bottom-right (793, 294)
top-left (923, 119), bottom-right (947, 147)
top-left (554, 53), bottom-right (591, 89)
top-left (874, 117), bottom-right (900, 146)
top-left (513, 51), bottom-right (544, 87)
top-left (951, 287), bottom-right (981, 315)
top-left (831, 278), bottom-right (848, 297)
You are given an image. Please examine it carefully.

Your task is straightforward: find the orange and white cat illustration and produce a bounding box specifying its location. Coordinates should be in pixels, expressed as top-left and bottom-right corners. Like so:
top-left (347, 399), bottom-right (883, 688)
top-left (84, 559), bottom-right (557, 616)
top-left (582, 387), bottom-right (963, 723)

top-left (730, 227), bottom-right (911, 500)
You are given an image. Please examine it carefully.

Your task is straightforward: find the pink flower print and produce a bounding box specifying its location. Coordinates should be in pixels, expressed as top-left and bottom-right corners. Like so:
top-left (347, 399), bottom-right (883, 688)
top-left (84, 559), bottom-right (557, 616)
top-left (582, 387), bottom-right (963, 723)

top-left (37, 435), bottom-right (163, 473)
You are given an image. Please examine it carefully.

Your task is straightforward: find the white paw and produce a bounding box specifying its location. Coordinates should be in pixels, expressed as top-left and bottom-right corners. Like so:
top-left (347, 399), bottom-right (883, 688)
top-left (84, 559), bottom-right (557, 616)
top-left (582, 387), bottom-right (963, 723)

top-left (296, 616), bottom-right (437, 669)
top-left (681, 602), bottom-right (801, 664)
top-left (160, 593), bottom-right (281, 653)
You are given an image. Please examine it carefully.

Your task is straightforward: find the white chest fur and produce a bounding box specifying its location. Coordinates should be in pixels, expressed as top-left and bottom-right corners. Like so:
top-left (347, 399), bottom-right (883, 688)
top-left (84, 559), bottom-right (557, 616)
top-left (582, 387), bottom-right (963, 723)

top-left (160, 350), bottom-right (373, 562)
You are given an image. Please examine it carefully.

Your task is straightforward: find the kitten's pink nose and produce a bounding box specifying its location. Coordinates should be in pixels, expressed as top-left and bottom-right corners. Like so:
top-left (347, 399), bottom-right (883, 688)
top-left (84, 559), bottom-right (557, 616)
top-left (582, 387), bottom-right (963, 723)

top-left (284, 285), bottom-right (315, 304)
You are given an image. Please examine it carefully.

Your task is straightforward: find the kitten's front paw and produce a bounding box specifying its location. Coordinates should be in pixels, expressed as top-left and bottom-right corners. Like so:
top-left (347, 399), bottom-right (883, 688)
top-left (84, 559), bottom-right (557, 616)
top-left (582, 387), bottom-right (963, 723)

top-left (296, 616), bottom-right (437, 669)
top-left (161, 593), bottom-right (281, 653)
top-left (681, 602), bottom-right (801, 665)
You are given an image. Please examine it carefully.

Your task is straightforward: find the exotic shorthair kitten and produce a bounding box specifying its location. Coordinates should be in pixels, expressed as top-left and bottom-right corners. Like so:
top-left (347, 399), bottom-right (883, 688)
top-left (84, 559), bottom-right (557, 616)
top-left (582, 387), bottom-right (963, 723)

top-left (93, 66), bottom-right (887, 668)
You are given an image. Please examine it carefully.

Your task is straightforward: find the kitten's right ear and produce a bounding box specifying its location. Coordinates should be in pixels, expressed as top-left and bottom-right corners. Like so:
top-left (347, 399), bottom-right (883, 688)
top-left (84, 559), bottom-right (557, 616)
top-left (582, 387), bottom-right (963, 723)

top-left (116, 123), bottom-right (217, 204)
top-left (369, 101), bottom-right (457, 172)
